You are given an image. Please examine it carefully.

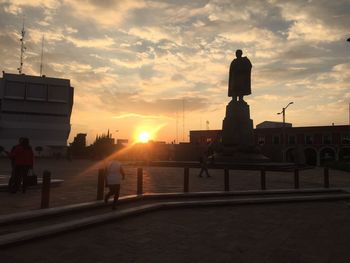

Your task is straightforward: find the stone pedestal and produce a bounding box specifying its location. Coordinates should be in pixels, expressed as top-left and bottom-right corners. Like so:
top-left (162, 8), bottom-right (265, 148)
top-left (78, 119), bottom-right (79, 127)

top-left (216, 99), bottom-right (269, 163)
top-left (222, 100), bottom-right (254, 147)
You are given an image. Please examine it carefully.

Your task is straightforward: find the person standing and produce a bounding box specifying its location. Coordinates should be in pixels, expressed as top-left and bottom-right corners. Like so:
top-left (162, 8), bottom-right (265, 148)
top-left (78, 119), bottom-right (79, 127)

top-left (198, 154), bottom-right (210, 178)
top-left (104, 158), bottom-right (125, 210)
top-left (10, 138), bottom-right (34, 193)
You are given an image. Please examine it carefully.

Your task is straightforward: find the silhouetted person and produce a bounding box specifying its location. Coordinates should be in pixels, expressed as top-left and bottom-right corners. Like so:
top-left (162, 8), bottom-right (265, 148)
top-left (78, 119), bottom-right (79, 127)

top-left (10, 137), bottom-right (34, 193)
top-left (198, 154), bottom-right (210, 178)
top-left (104, 158), bottom-right (125, 210)
top-left (228, 49), bottom-right (252, 101)
top-left (7, 137), bottom-right (24, 192)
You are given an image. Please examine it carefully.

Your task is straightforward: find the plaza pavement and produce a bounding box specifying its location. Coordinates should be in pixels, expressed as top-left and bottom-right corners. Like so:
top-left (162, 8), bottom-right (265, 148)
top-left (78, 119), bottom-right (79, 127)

top-left (1, 159), bottom-right (350, 262)
top-left (1, 159), bottom-right (350, 215)
top-left (1, 201), bottom-right (350, 262)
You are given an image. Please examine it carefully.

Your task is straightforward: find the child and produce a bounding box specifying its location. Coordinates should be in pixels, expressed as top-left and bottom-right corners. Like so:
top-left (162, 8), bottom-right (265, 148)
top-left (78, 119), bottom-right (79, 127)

top-left (104, 158), bottom-right (125, 209)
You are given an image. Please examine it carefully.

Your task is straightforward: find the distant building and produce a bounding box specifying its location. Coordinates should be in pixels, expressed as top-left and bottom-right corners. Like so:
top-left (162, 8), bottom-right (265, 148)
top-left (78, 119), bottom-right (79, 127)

top-left (255, 124), bottom-right (350, 165)
top-left (69, 133), bottom-right (87, 158)
top-left (256, 121), bottom-right (292, 129)
top-left (189, 122), bottom-right (350, 165)
top-left (0, 72), bottom-right (74, 156)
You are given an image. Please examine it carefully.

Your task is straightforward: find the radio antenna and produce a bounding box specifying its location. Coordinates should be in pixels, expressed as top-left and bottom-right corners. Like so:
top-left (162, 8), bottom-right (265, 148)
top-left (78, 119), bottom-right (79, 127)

top-left (17, 16), bottom-right (26, 74)
top-left (40, 35), bottom-right (45, 76)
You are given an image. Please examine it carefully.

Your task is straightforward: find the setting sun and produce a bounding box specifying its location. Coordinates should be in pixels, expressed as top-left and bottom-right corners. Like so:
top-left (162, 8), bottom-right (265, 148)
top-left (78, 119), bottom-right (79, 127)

top-left (138, 131), bottom-right (151, 143)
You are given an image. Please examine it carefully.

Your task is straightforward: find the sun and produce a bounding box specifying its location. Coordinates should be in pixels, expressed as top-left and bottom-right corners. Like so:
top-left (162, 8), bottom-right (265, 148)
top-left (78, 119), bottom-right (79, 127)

top-left (138, 131), bottom-right (151, 143)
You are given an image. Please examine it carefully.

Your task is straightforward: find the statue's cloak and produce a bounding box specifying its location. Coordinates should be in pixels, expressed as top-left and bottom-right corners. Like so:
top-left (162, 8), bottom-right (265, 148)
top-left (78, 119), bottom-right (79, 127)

top-left (228, 57), bottom-right (252, 97)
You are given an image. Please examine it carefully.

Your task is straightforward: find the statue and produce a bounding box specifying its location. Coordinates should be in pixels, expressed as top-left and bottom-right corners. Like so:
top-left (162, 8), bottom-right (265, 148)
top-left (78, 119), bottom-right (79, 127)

top-left (228, 49), bottom-right (252, 101)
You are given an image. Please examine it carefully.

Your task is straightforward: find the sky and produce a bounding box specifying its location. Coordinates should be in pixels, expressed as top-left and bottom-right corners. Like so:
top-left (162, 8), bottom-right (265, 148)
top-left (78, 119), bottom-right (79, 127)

top-left (0, 0), bottom-right (349, 144)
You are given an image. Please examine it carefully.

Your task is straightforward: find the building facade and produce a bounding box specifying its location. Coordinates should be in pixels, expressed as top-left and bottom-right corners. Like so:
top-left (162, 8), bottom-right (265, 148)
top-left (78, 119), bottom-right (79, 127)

top-left (0, 72), bottom-right (74, 156)
top-left (190, 124), bottom-right (350, 166)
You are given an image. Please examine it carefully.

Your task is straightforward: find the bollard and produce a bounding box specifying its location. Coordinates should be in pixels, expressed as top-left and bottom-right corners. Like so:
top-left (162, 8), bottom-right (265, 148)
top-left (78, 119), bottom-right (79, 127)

top-left (260, 169), bottom-right (266, 190)
top-left (41, 170), bottom-right (51, 209)
top-left (97, 168), bottom-right (105, 201)
top-left (324, 167), bottom-right (329, 188)
top-left (294, 169), bottom-right (299, 189)
top-left (137, 168), bottom-right (143, 195)
top-left (184, 167), bottom-right (189, 193)
top-left (224, 168), bottom-right (230, 191)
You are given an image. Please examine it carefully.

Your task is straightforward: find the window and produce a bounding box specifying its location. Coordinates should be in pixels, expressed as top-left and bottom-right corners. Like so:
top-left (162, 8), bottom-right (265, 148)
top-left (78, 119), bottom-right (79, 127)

top-left (48, 85), bottom-right (68, 103)
top-left (342, 134), bottom-right (350, 144)
top-left (288, 135), bottom-right (296, 145)
top-left (323, 134), bottom-right (331, 144)
top-left (305, 135), bottom-right (313, 145)
top-left (26, 83), bottom-right (47, 101)
top-left (5, 81), bottom-right (25, 99)
top-left (273, 135), bottom-right (280, 145)
top-left (258, 136), bottom-right (265, 145)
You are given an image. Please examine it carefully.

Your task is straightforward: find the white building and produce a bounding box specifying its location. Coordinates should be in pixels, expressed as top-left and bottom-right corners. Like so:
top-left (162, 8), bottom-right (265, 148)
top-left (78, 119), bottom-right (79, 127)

top-left (0, 72), bottom-right (74, 156)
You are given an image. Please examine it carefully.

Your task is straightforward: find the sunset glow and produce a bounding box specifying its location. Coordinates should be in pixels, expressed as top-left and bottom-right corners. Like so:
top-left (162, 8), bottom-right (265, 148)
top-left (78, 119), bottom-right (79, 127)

top-left (0, 1), bottom-right (349, 144)
top-left (137, 131), bottom-right (151, 143)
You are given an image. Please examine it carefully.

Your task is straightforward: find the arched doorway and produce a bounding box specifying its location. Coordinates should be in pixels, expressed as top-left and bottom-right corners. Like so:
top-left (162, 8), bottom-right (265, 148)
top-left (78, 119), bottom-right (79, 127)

top-left (339, 147), bottom-right (350, 161)
top-left (285, 148), bottom-right (296, 163)
top-left (320, 147), bottom-right (336, 165)
top-left (304, 148), bottom-right (317, 166)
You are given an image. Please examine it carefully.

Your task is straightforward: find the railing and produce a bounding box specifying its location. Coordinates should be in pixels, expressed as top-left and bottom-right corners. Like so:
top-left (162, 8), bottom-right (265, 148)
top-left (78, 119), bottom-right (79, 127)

top-left (96, 163), bottom-right (331, 199)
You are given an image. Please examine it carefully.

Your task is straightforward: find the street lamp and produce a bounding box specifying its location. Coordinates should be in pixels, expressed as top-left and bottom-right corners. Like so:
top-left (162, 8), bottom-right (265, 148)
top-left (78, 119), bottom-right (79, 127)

top-left (277, 102), bottom-right (294, 161)
top-left (277, 102), bottom-right (294, 126)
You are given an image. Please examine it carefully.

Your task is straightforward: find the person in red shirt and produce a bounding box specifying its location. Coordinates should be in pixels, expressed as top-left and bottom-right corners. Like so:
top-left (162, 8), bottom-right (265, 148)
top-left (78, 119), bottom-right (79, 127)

top-left (10, 138), bottom-right (34, 193)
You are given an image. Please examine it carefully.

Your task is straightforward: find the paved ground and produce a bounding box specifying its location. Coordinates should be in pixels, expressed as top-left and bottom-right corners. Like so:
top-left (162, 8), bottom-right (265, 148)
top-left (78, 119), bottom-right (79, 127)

top-left (1, 159), bottom-right (350, 262)
top-left (1, 201), bottom-right (350, 263)
top-left (1, 159), bottom-right (350, 215)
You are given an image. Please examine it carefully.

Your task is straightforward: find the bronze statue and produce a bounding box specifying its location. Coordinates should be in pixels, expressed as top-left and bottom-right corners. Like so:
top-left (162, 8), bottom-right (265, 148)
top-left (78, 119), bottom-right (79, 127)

top-left (228, 49), bottom-right (252, 101)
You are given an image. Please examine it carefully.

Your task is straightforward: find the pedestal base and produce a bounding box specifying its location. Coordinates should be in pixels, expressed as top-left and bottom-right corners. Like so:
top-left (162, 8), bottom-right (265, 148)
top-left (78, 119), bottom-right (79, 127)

top-left (219, 99), bottom-right (269, 163)
top-left (222, 100), bottom-right (254, 146)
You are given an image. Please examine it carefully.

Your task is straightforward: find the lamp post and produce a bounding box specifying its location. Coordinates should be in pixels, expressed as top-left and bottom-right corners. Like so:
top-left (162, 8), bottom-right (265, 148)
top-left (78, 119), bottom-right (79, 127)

top-left (277, 102), bottom-right (294, 161)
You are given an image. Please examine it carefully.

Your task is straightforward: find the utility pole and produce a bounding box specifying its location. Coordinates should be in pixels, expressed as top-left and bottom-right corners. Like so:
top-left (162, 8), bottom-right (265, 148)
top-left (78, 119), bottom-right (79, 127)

top-left (40, 35), bottom-right (45, 76)
top-left (182, 98), bottom-right (185, 142)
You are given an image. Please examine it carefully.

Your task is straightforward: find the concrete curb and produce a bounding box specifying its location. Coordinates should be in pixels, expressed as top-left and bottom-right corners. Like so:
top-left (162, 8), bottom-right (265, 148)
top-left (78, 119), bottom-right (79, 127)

top-left (0, 188), bottom-right (343, 225)
top-left (1, 192), bottom-right (350, 247)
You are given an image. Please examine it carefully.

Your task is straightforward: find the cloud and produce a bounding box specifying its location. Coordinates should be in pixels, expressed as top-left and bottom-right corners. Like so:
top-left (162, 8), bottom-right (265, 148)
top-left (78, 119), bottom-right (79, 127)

top-left (1, 0), bottom-right (350, 141)
top-left (63, 0), bottom-right (146, 27)
top-left (112, 113), bottom-right (169, 120)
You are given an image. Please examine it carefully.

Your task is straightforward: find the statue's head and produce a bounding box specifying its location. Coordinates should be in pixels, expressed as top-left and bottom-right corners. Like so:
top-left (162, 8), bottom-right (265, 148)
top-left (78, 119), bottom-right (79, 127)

top-left (235, 49), bottom-right (243, 58)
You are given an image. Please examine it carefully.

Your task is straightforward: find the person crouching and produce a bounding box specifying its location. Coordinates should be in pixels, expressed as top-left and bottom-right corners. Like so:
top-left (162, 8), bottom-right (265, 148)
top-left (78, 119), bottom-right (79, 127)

top-left (104, 158), bottom-right (125, 210)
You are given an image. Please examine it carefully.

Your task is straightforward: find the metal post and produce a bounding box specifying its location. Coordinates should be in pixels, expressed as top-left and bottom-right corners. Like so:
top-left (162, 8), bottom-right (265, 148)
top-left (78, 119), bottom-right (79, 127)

top-left (184, 167), bottom-right (189, 193)
top-left (260, 169), bottom-right (266, 190)
top-left (294, 169), bottom-right (299, 189)
top-left (41, 170), bottom-right (51, 209)
top-left (224, 168), bottom-right (230, 191)
top-left (324, 167), bottom-right (329, 188)
top-left (97, 168), bottom-right (105, 200)
top-left (137, 168), bottom-right (143, 195)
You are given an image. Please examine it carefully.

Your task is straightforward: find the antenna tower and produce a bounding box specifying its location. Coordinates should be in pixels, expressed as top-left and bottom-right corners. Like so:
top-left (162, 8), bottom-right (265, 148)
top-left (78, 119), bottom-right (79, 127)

top-left (18, 17), bottom-right (26, 74)
top-left (40, 35), bottom-right (44, 76)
